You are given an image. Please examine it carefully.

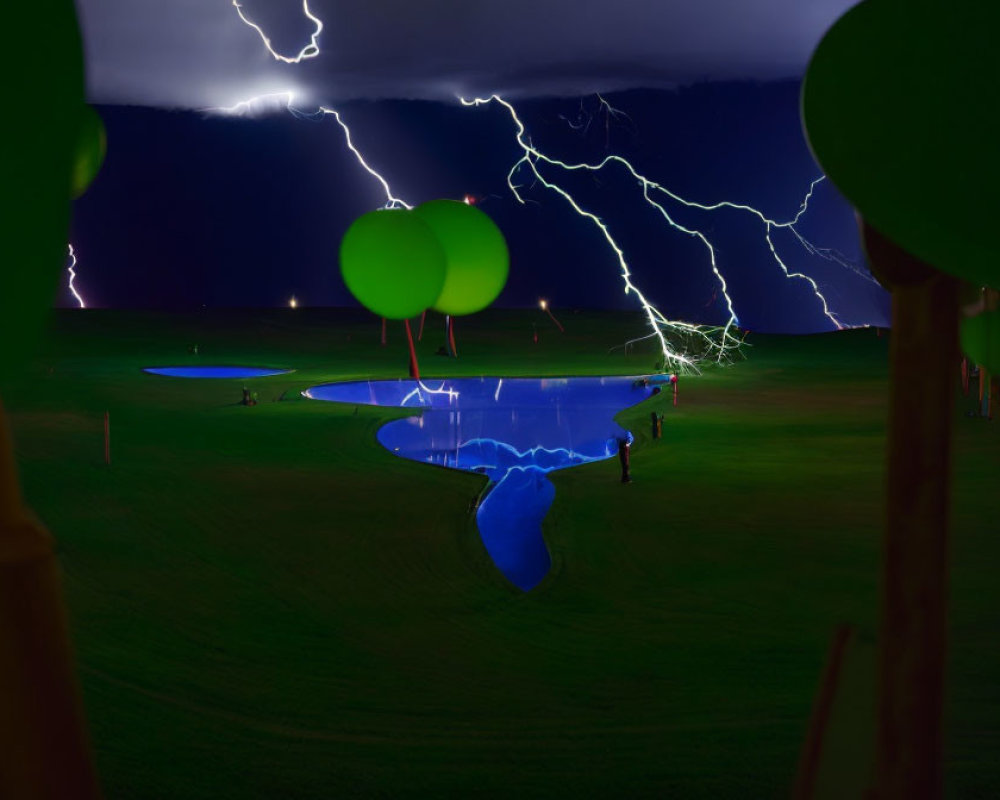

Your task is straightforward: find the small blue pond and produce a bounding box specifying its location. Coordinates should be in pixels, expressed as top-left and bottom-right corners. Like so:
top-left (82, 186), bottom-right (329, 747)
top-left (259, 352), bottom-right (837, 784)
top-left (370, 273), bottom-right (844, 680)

top-left (305, 377), bottom-right (657, 590)
top-left (143, 366), bottom-right (292, 378)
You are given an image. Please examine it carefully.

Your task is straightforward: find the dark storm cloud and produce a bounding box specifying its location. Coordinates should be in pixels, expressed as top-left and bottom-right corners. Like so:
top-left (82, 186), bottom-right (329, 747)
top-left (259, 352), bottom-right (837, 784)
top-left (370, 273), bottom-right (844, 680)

top-left (77, 0), bottom-right (859, 108)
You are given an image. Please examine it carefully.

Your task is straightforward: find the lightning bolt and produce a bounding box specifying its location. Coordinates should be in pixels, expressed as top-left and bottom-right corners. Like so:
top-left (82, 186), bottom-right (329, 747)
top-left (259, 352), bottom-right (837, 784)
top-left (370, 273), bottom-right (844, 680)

top-left (227, 2), bottom-right (853, 373)
top-left (232, 0), bottom-right (323, 64)
top-left (224, 3), bottom-right (417, 313)
top-left (563, 101), bottom-right (859, 316)
top-left (462, 94), bottom-right (738, 372)
top-left (290, 105), bottom-right (412, 209)
top-left (559, 94), bottom-right (634, 142)
top-left (227, 1), bottom-right (405, 209)
top-left (209, 90), bottom-right (297, 117)
top-left (400, 380), bottom-right (460, 406)
top-left (416, 430), bottom-right (625, 476)
top-left (459, 437), bottom-right (614, 469)
top-left (66, 244), bottom-right (86, 308)
top-left (210, 92), bottom-right (411, 209)
top-left (787, 228), bottom-right (880, 286)
top-left (459, 97), bottom-right (871, 369)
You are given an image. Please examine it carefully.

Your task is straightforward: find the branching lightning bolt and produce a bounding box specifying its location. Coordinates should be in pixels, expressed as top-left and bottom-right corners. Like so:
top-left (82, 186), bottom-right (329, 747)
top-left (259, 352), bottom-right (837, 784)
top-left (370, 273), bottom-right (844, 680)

top-left (461, 95), bottom-right (737, 372)
top-left (227, 2), bottom-right (857, 372)
top-left (460, 95), bottom-right (864, 371)
top-left (232, 0), bottom-right (323, 63)
top-left (290, 105), bottom-right (412, 209)
top-left (400, 380), bottom-right (460, 406)
top-left (224, 3), bottom-right (413, 315)
top-left (226, 5), bottom-right (403, 208)
top-left (209, 92), bottom-right (411, 210)
top-left (456, 438), bottom-right (603, 474)
top-left (210, 91), bottom-right (296, 116)
top-left (559, 95), bottom-right (635, 142)
top-left (66, 244), bottom-right (86, 308)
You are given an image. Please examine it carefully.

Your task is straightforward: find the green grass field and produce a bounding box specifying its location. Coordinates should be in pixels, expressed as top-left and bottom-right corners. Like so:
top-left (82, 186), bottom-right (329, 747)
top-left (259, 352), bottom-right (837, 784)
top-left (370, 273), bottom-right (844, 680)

top-left (5, 308), bottom-right (998, 798)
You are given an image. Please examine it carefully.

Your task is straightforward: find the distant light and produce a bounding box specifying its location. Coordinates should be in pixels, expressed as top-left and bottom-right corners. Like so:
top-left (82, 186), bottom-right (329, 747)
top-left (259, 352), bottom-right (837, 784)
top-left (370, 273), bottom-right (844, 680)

top-left (539, 299), bottom-right (547, 310)
top-left (289, 296), bottom-right (298, 308)
top-left (463, 194), bottom-right (476, 205)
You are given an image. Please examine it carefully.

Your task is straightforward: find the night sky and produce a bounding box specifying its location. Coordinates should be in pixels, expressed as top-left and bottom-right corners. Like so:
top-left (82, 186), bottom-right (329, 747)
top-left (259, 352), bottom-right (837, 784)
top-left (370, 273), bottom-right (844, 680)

top-left (66, 0), bottom-right (888, 333)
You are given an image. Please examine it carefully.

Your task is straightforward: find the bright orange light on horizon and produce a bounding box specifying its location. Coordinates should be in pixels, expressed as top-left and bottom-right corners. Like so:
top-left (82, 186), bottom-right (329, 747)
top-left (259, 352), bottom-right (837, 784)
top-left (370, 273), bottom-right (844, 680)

top-left (289, 296), bottom-right (298, 308)
top-left (539, 299), bottom-right (547, 310)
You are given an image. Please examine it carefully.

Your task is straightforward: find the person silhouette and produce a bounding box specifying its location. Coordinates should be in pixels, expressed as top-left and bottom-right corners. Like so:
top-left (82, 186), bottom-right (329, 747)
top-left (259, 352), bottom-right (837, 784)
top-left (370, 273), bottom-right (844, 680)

top-left (618, 437), bottom-right (632, 483)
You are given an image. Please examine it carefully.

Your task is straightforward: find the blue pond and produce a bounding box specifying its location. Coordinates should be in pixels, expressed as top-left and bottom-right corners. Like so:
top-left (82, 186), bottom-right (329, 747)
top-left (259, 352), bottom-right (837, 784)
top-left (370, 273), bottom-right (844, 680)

top-left (143, 366), bottom-right (292, 378)
top-left (305, 377), bottom-right (655, 590)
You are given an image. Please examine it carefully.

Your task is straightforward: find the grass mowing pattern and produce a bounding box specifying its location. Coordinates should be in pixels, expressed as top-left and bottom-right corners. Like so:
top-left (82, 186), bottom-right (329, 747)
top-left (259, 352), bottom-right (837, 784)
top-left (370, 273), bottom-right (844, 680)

top-left (5, 309), bottom-right (998, 798)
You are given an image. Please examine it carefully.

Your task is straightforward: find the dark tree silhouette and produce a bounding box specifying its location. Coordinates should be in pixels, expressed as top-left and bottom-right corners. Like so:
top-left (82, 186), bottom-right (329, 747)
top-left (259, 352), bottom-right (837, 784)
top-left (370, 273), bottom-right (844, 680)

top-left (801, 1), bottom-right (1000, 796)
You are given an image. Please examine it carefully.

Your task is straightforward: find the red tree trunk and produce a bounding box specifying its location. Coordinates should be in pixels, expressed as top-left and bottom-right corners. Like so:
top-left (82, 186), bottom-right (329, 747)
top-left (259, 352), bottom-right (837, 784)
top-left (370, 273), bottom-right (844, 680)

top-left (404, 319), bottom-right (420, 380)
top-left (447, 315), bottom-right (457, 358)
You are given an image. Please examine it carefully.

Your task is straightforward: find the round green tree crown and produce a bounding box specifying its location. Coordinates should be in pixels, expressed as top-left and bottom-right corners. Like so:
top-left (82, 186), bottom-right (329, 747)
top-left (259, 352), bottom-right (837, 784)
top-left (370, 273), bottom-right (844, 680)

top-left (339, 209), bottom-right (447, 320)
top-left (413, 199), bottom-right (509, 316)
top-left (802, 0), bottom-right (1000, 288)
top-left (961, 310), bottom-right (1000, 374)
top-left (73, 105), bottom-right (107, 198)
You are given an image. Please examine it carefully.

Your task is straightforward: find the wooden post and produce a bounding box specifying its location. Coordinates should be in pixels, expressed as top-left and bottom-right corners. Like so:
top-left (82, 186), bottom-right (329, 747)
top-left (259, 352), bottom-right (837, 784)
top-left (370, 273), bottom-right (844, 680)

top-left (417, 309), bottom-right (426, 342)
top-left (982, 368), bottom-right (992, 419)
top-left (862, 221), bottom-right (958, 800)
top-left (380, 317), bottom-right (387, 347)
top-left (617, 438), bottom-right (631, 483)
top-left (792, 625), bottom-right (855, 799)
top-left (545, 306), bottom-right (565, 333)
top-left (103, 411), bottom-right (109, 466)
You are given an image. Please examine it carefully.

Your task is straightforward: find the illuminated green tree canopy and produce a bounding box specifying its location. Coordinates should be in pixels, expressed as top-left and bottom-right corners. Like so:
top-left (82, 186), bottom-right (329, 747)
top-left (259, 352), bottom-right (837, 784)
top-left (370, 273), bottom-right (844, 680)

top-left (413, 200), bottom-right (509, 316)
top-left (339, 209), bottom-right (447, 320)
top-left (961, 310), bottom-right (1000, 374)
top-left (72, 105), bottom-right (106, 198)
top-left (802, 0), bottom-right (999, 289)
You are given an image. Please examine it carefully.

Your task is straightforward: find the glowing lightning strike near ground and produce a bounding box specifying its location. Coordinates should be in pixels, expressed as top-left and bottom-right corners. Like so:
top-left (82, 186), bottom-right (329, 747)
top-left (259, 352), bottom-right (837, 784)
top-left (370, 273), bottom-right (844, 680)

top-left (461, 95), bottom-right (736, 372)
top-left (232, 0), bottom-right (323, 63)
top-left (228, 1), bottom-right (847, 372)
top-left (66, 244), bottom-right (86, 308)
top-left (230, 1), bottom-right (728, 372)
top-left (460, 95), bottom-right (853, 370)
